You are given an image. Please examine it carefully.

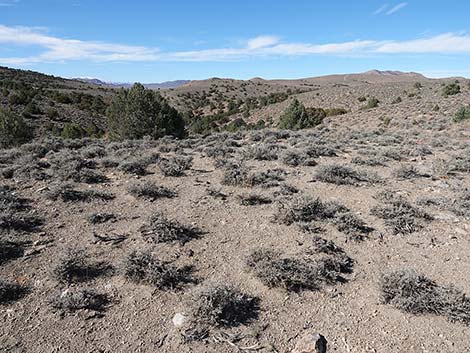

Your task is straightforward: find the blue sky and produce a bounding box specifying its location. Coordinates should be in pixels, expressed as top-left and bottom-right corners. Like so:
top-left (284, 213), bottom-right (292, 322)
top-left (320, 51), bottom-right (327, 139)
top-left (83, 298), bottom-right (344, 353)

top-left (1, 1), bottom-right (470, 82)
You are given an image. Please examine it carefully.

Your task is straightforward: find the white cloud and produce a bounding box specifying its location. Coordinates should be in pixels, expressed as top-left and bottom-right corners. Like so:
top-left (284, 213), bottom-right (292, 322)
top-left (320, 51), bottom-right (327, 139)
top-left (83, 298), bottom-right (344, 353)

top-left (0, 25), bottom-right (160, 64)
top-left (247, 36), bottom-right (280, 49)
top-left (386, 2), bottom-right (407, 15)
top-left (0, 0), bottom-right (19, 6)
top-left (1, 25), bottom-right (470, 65)
top-left (373, 3), bottom-right (389, 15)
top-left (376, 33), bottom-right (470, 53)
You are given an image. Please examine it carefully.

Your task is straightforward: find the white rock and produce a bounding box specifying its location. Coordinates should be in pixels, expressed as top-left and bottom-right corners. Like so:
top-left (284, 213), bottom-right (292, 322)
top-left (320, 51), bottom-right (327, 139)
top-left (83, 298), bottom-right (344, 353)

top-left (172, 312), bottom-right (187, 327)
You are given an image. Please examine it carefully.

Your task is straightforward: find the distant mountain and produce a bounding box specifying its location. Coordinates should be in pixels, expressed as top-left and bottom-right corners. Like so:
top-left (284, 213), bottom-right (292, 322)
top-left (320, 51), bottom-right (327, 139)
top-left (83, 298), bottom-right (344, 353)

top-left (363, 69), bottom-right (426, 78)
top-left (75, 78), bottom-right (190, 89)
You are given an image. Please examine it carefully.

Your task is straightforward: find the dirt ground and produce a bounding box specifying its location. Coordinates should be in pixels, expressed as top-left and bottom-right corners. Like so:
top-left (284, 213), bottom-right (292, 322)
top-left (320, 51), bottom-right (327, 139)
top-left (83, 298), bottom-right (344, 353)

top-left (1, 78), bottom-right (470, 353)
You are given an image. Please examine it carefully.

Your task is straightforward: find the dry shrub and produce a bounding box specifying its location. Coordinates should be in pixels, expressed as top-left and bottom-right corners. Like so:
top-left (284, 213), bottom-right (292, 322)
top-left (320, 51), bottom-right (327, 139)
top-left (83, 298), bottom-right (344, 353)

top-left (128, 181), bottom-right (176, 200)
top-left (123, 250), bottom-right (194, 289)
top-left (52, 249), bottom-right (112, 284)
top-left (315, 164), bottom-right (380, 185)
top-left (0, 278), bottom-right (27, 304)
top-left (381, 270), bottom-right (470, 325)
top-left (183, 283), bottom-right (260, 340)
top-left (50, 288), bottom-right (109, 313)
top-left (141, 212), bottom-right (202, 244)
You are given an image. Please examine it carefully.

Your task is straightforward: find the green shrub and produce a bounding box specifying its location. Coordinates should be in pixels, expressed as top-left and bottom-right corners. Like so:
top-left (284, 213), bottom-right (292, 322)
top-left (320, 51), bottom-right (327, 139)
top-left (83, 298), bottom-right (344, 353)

top-left (442, 83), bottom-right (460, 96)
top-left (0, 107), bottom-right (33, 147)
top-left (366, 97), bottom-right (379, 109)
top-left (61, 123), bottom-right (85, 139)
top-left (45, 107), bottom-right (59, 119)
top-left (278, 99), bottom-right (325, 130)
top-left (22, 101), bottom-right (41, 118)
top-left (8, 92), bottom-right (28, 105)
top-left (107, 83), bottom-right (185, 140)
top-left (225, 117), bottom-right (247, 132)
top-left (454, 106), bottom-right (470, 122)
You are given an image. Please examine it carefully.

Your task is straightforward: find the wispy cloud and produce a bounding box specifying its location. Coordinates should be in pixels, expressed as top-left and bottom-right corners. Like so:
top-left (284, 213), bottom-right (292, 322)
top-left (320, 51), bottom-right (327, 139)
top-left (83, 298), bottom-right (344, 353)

top-left (385, 2), bottom-right (408, 15)
top-left (376, 33), bottom-right (470, 53)
top-left (0, 25), bottom-right (160, 64)
top-left (0, 25), bottom-right (470, 65)
top-left (0, 0), bottom-right (19, 7)
top-left (373, 3), bottom-right (389, 15)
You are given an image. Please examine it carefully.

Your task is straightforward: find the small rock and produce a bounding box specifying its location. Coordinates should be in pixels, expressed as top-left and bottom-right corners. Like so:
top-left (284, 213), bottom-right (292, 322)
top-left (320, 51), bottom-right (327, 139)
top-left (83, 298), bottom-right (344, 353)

top-left (292, 332), bottom-right (327, 353)
top-left (172, 312), bottom-right (187, 328)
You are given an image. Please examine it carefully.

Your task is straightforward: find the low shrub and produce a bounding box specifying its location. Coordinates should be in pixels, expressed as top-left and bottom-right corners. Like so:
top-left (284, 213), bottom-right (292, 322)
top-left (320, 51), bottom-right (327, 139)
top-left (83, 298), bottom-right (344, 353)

top-left (314, 164), bottom-right (380, 185)
top-left (52, 248), bottom-right (112, 284)
top-left (140, 212), bottom-right (202, 244)
top-left (46, 184), bottom-right (114, 202)
top-left (0, 107), bottom-right (33, 148)
top-left (381, 270), bottom-right (470, 325)
top-left (123, 250), bottom-right (194, 289)
top-left (371, 197), bottom-right (432, 235)
top-left (238, 193), bottom-right (272, 206)
top-left (186, 283), bottom-right (260, 334)
top-left (50, 288), bottom-right (109, 313)
top-left (128, 182), bottom-right (176, 200)
top-left (158, 156), bottom-right (193, 177)
top-left (454, 106), bottom-right (470, 122)
top-left (0, 278), bottom-right (27, 304)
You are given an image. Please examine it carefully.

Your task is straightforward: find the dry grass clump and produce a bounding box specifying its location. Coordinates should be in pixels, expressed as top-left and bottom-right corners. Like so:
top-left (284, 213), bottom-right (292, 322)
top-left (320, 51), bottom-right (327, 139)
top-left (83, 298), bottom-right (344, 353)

top-left (381, 270), bottom-right (470, 325)
top-left (238, 193), bottom-right (272, 206)
top-left (183, 283), bottom-right (260, 340)
top-left (303, 143), bottom-right (337, 157)
top-left (50, 288), bottom-right (109, 313)
top-left (122, 250), bottom-right (194, 289)
top-left (49, 153), bottom-right (107, 183)
top-left (314, 164), bottom-right (381, 185)
top-left (246, 249), bottom-right (320, 291)
top-left (52, 249), bottom-right (112, 284)
top-left (87, 212), bottom-right (116, 224)
top-left (0, 186), bottom-right (42, 233)
top-left (128, 181), bottom-right (176, 201)
top-left (451, 191), bottom-right (470, 217)
top-left (274, 183), bottom-right (300, 197)
top-left (450, 152), bottom-right (470, 173)
top-left (46, 184), bottom-right (114, 202)
top-left (221, 163), bottom-right (250, 186)
top-left (0, 211), bottom-right (43, 233)
top-left (158, 156), bottom-right (193, 177)
top-left (222, 164), bottom-right (285, 188)
top-left (206, 187), bottom-right (227, 200)
top-left (0, 240), bottom-right (24, 265)
top-left (0, 186), bottom-right (30, 211)
top-left (246, 169), bottom-right (286, 188)
top-left (140, 212), bottom-right (202, 244)
top-left (393, 164), bottom-right (427, 179)
top-left (243, 143), bottom-right (279, 161)
top-left (333, 212), bottom-right (374, 240)
top-left (278, 196), bottom-right (372, 240)
top-left (246, 244), bottom-right (353, 292)
top-left (118, 159), bottom-right (149, 176)
top-left (280, 149), bottom-right (317, 167)
top-left (277, 196), bottom-right (346, 225)
top-left (0, 278), bottom-right (27, 304)
top-left (351, 156), bottom-right (386, 167)
top-left (371, 197), bottom-right (432, 235)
